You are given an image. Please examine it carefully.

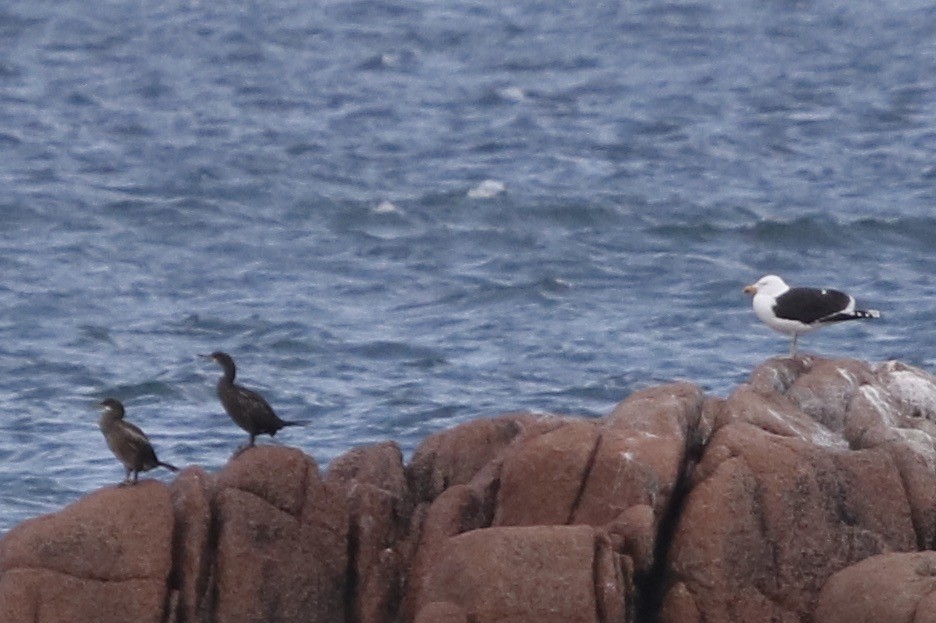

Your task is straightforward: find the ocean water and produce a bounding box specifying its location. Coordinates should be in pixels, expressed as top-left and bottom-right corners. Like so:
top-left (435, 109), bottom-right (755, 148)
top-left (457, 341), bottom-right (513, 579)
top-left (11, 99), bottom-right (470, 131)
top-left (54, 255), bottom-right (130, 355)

top-left (0, 0), bottom-right (935, 532)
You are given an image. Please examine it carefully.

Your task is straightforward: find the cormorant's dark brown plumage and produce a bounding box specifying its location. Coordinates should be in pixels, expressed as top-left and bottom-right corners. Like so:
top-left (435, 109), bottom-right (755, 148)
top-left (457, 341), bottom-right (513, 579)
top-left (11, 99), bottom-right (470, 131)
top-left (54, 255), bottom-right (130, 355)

top-left (98, 398), bottom-right (178, 485)
top-left (205, 351), bottom-right (303, 451)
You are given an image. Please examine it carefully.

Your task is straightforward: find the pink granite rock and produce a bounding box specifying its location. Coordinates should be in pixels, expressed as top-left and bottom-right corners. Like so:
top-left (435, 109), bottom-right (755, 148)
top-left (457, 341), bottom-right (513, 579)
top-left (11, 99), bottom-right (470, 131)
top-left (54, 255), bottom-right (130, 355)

top-left (663, 357), bottom-right (926, 622)
top-left (402, 483), bottom-right (493, 622)
top-left (169, 465), bottom-right (213, 623)
top-left (0, 481), bottom-right (173, 623)
top-left (414, 601), bottom-right (469, 623)
top-left (327, 440), bottom-right (410, 511)
top-left (327, 441), bottom-right (411, 623)
top-left (579, 382), bottom-right (704, 573)
top-left (408, 413), bottom-right (557, 503)
top-left (493, 382), bottom-right (705, 575)
top-left (413, 525), bottom-right (630, 623)
top-left (212, 446), bottom-right (348, 623)
top-left (493, 419), bottom-right (600, 526)
top-left (814, 552), bottom-right (936, 623)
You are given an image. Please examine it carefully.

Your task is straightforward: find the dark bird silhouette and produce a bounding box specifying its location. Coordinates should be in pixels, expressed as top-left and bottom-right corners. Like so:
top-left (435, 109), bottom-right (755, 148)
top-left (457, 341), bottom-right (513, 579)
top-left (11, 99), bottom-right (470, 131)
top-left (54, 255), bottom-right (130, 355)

top-left (204, 351), bottom-right (304, 452)
top-left (98, 398), bottom-right (178, 485)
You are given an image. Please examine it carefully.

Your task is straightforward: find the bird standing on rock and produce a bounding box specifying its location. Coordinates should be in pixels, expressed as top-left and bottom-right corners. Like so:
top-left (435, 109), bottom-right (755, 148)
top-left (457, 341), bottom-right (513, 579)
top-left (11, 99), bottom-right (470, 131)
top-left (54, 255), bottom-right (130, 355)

top-left (743, 274), bottom-right (881, 357)
top-left (98, 398), bottom-right (178, 485)
top-left (204, 351), bottom-right (304, 454)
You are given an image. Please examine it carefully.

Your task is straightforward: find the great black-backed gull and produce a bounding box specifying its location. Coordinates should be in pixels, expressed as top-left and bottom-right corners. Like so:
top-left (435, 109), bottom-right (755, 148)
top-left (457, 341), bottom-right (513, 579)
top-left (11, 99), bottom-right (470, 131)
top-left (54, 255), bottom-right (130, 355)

top-left (743, 274), bottom-right (880, 356)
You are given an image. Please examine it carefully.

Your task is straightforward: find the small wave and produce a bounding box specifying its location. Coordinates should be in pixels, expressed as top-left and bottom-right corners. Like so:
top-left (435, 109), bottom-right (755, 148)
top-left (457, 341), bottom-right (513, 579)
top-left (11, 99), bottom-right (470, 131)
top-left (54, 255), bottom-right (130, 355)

top-left (164, 314), bottom-right (255, 337)
top-left (740, 214), bottom-right (936, 255)
top-left (101, 380), bottom-right (182, 402)
top-left (645, 212), bottom-right (936, 258)
top-left (746, 215), bottom-right (849, 247)
top-left (467, 179), bottom-right (507, 199)
top-left (0, 131), bottom-right (21, 146)
top-left (373, 200), bottom-right (401, 214)
top-left (478, 86), bottom-right (528, 105)
top-left (357, 50), bottom-right (417, 71)
top-left (75, 324), bottom-right (116, 346)
top-left (344, 340), bottom-right (448, 367)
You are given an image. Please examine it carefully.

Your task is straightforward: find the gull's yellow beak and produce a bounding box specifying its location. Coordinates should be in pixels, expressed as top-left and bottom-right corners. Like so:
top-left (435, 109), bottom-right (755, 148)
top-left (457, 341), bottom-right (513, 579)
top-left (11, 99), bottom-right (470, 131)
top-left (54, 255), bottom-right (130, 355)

top-left (742, 284), bottom-right (757, 295)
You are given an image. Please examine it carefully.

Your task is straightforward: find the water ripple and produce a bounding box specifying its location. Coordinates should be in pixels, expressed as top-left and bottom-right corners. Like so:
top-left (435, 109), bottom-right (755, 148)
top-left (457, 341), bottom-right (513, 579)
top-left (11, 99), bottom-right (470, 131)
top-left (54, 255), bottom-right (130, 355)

top-left (0, 0), bottom-right (934, 533)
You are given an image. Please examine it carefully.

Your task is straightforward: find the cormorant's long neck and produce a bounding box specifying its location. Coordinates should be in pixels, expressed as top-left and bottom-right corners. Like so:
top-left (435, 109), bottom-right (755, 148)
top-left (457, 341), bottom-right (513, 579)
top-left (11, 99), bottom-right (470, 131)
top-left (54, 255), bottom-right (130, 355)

top-left (220, 359), bottom-right (236, 385)
top-left (99, 411), bottom-right (121, 432)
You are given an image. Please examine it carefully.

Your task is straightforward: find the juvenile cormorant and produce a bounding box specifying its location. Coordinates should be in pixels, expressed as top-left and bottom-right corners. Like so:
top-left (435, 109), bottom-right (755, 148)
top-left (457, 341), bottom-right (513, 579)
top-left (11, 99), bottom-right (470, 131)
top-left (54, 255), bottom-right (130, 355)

top-left (98, 398), bottom-right (178, 485)
top-left (204, 351), bottom-right (303, 452)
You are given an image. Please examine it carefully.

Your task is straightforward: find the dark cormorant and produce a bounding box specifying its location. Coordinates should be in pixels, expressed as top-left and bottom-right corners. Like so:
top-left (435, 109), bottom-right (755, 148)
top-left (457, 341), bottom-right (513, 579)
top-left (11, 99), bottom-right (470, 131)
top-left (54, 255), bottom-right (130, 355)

top-left (204, 351), bottom-right (303, 451)
top-left (98, 398), bottom-right (178, 485)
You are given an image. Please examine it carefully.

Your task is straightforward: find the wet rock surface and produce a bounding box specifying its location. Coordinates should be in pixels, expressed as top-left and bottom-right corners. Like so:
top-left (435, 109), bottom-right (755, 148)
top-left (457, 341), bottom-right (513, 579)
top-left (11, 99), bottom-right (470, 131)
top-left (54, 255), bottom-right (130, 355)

top-left (2, 355), bottom-right (936, 623)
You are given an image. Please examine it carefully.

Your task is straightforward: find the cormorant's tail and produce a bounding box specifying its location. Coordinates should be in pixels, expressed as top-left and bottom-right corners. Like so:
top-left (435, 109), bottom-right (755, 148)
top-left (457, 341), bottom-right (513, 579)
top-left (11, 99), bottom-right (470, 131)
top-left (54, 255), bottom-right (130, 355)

top-left (822, 309), bottom-right (881, 323)
top-left (159, 461), bottom-right (180, 472)
top-left (281, 420), bottom-right (307, 428)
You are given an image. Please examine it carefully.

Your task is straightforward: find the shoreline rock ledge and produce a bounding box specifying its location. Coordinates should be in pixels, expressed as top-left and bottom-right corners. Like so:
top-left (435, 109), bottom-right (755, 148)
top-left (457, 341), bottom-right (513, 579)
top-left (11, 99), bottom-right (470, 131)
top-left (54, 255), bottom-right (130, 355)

top-left (4, 355), bottom-right (936, 623)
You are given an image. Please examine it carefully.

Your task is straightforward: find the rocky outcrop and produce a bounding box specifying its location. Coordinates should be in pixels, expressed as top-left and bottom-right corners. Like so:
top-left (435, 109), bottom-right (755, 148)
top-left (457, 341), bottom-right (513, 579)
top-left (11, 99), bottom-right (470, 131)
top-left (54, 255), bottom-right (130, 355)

top-left (814, 552), bottom-right (936, 623)
top-left (416, 525), bottom-right (626, 623)
top-left (2, 355), bottom-right (936, 623)
top-left (0, 482), bottom-right (173, 623)
top-left (211, 446), bottom-right (348, 623)
top-left (661, 358), bottom-right (936, 623)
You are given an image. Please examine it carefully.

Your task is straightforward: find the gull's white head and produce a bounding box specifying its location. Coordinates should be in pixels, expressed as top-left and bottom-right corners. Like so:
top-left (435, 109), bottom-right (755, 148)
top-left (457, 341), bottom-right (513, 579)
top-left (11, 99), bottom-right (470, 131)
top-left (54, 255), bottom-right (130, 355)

top-left (743, 274), bottom-right (789, 297)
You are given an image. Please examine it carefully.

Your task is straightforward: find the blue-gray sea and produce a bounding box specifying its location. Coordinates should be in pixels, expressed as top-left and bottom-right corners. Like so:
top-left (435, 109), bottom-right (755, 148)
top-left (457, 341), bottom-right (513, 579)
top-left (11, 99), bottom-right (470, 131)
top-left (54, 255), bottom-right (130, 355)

top-left (0, 0), bottom-right (934, 533)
